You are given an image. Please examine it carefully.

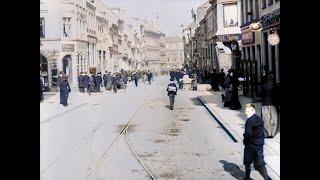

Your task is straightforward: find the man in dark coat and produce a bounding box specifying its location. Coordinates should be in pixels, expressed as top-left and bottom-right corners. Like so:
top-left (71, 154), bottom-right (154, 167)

top-left (219, 69), bottom-right (226, 90)
top-left (95, 72), bottom-right (103, 92)
top-left (83, 72), bottom-right (89, 93)
top-left (147, 71), bottom-right (152, 85)
top-left (91, 73), bottom-right (97, 92)
top-left (210, 70), bottom-right (220, 91)
top-left (176, 70), bottom-right (184, 89)
top-left (133, 73), bottom-right (139, 87)
top-left (243, 103), bottom-right (271, 180)
top-left (78, 72), bottom-right (85, 93)
top-left (59, 75), bottom-right (71, 106)
top-left (167, 78), bottom-right (178, 110)
top-left (103, 71), bottom-right (108, 89)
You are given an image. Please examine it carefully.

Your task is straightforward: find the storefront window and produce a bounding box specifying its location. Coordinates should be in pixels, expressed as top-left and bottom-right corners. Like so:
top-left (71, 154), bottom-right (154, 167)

top-left (223, 3), bottom-right (238, 27)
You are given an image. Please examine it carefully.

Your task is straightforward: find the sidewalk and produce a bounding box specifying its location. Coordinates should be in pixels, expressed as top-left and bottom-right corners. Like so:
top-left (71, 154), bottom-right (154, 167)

top-left (40, 91), bottom-right (89, 123)
top-left (197, 89), bottom-right (280, 179)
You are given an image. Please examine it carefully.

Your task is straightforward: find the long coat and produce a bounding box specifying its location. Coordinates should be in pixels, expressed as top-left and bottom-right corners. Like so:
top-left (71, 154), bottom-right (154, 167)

top-left (210, 72), bottom-right (220, 91)
top-left (83, 75), bottom-right (89, 88)
top-left (78, 75), bottom-right (85, 88)
top-left (229, 76), bottom-right (242, 110)
top-left (59, 80), bottom-right (71, 106)
top-left (95, 75), bottom-right (103, 92)
top-left (262, 81), bottom-right (274, 106)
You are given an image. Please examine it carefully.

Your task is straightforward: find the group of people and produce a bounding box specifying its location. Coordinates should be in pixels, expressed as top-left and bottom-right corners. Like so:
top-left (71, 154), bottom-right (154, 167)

top-left (169, 69), bottom-right (198, 90)
top-left (55, 70), bottom-right (153, 107)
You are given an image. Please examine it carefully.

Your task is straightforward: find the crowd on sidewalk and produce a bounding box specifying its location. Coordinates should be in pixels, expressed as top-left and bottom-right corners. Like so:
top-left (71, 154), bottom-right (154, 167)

top-left (40, 70), bottom-right (154, 106)
top-left (198, 68), bottom-right (280, 139)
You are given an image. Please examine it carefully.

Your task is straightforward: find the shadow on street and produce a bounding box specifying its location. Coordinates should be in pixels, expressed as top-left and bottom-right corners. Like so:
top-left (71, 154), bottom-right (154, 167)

top-left (219, 160), bottom-right (252, 180)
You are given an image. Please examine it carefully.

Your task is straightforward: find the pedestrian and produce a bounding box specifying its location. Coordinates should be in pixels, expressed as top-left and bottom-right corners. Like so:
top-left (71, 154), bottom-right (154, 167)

top-left (112, 73), bottom-right (120, 93)
top-left (223, 72), bottom-right (232, 107)
top-left (210, 69), bottom-right (220, 91)
top-left (95, 72), bottom-right (103, 92)
top-left (83, 72), bottom-right (89, 93)
top-left (106, 72), bottom-right (113, 91)
top-left (147, 71), bottom-right (152, 85)
top-left (261, 74), bottom-right (278, 138)
top-left (167, 78), bottom-right (178, 110)
top-left (59, 74), bottom-right (71, 106)
top-left (40, 72), bottom-right (44, 102)
top-left (191, 74), bottom-right (198, 90)
top-left (90, 73), bottom-right (96, 92)
top-left (88, 74), bottom-right (94, 95)
top-left (78, 72), bottom-right (85, 93)
top-left (229, 70), bottom-right (242, 110)
top-left (133, 73), bottom-right (139, 87)
top-left (122, 72), bottom-right (128, 88)
top-left (243, 103), bottom-right (271, 180)
top-left (219, 69), bottom-right (226, 90)
top-left (103, 71), bottom-right (108, 89)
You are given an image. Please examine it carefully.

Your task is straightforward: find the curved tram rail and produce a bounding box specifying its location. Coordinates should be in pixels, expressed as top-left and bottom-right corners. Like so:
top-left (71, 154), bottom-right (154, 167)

top-left (87, 102), bottom-right (157, 180)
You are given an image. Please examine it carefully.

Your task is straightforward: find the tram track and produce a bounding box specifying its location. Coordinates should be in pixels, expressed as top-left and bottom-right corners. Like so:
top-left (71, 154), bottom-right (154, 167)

top-left (86, 98), bottom-right (157, 180)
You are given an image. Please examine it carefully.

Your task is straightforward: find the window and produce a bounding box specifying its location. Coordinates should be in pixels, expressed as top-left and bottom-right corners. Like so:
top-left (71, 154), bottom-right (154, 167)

top-left (262, 0), bottom-right (267, 9)
top-left (241, 0), bottom-right (244, 24)
top-left (249, 0), bottom-right (253, 21)
top-left (255, 0), bottom-right (260, 19)
top-left (268, 0), bottom-right (273, 6)
top-left (223, 3), bottom-right (238, 27)
top-left (40, 17), bottom-right (45, 38)
top-left (63, 17), bottom-right (71, 38)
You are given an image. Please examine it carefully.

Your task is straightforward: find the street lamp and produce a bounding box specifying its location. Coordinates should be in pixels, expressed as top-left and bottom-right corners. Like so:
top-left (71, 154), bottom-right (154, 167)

top-left (268, 30), bottom-right (280, 46)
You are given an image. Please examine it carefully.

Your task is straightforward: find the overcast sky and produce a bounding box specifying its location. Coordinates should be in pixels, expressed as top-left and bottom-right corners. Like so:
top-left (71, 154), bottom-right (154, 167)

top-left (104, 0), bottom-right (206, 37)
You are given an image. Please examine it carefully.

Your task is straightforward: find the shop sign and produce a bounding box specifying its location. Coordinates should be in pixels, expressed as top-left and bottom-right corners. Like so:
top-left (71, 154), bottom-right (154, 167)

top-left (241, 32), bottom-right (254, 44)
top-left (62, 44), bottom-right (74, 52)
top-left (215, 34), bottom-right (241, 42)
top-left (261, 12), bottom-right (280, 29)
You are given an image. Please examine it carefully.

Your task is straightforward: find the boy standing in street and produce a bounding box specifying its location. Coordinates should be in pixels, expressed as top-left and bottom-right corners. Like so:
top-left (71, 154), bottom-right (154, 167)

top-left (243, 103), bottom-right (272, 180)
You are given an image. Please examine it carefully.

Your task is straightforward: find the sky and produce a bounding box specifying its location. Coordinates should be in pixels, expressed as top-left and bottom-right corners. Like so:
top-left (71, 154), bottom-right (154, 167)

top-left (104, 0), bottom-right (207, 37)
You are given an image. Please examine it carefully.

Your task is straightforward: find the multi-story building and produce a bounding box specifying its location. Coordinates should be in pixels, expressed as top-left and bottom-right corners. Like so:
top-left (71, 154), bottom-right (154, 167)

top-left (183, 1), bottom-right (210, 71)
top-left (40, 0), bottom-right (122, 89)
top-left (210, 0), bottom-right (242, 73)
top-left (140, 20), bottom-right (165, 75)
top-left (164, 37), bottom-right (184, 71)
top-left (159, 37), bottom-right (167, 74)
top-left (239, 0), bottom-right (280, 97)
top-left (40, 0), bottom-right (150, 90)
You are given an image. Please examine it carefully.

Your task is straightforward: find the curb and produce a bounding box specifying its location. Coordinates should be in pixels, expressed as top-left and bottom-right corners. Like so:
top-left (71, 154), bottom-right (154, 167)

top-left (198, 95), bottom-right (280, 179)
top-left (197, 96), bottom-right (239, 143)
top-left (40, 102), bottom-right (88, 124)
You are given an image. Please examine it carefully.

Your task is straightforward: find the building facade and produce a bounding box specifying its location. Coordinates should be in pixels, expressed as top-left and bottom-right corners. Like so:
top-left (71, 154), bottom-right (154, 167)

top-left (239, 0), bottom-right (280, 97)
top-left (40, 0), bottom-right (149, 90)
top-left (164, 37), bottom-right (184, 71)
top-left (140, 20), bottom-right (166, 75)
